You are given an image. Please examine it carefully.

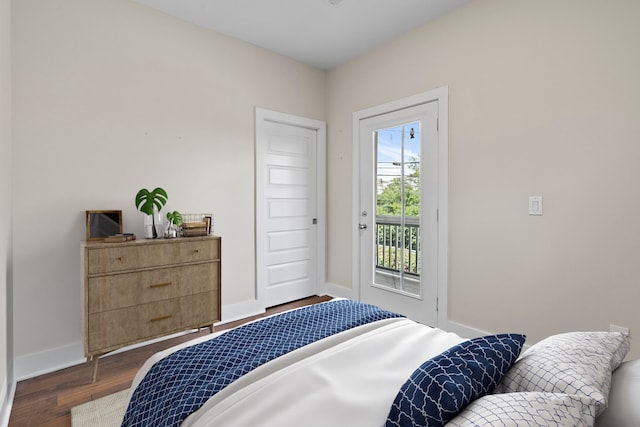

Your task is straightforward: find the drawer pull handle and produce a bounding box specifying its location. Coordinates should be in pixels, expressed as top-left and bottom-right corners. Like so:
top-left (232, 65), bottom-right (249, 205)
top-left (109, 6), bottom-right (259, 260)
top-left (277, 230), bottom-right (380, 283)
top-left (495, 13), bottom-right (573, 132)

top-left (150, 315), bottom-right (172, 322)
top-left (149, 282), bottom-right (172, 289)
top-left (193, 249), bottom-right (200, 254)
top-left (117, 256), bottom-right (124, 261)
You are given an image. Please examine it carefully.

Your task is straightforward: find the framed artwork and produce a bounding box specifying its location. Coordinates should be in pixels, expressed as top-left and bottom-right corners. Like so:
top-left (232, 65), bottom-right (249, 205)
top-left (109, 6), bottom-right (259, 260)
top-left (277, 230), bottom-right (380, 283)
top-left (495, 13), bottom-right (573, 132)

top-left (85, 210), bottom-right (123, 241)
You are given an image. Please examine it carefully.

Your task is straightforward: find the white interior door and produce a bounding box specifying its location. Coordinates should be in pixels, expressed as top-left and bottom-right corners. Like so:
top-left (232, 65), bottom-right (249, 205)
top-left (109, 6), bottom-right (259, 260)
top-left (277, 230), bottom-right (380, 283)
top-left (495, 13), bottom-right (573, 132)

top-left (256, 108), bottom-right (326, 308)
top-left (358, 101), bottom-right (439, 326)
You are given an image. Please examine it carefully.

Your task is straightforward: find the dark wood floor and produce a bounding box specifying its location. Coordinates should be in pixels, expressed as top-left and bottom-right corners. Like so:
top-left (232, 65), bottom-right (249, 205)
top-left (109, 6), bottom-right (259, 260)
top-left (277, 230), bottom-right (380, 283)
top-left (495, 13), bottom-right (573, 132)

top-left (8, 295), bottom-right (332, 427)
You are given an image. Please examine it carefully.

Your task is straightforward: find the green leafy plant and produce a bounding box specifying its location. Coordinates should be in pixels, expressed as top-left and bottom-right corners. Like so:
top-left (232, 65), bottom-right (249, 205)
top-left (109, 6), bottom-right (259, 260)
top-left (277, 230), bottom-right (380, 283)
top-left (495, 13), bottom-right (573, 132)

top-left (135, 187), bottom-right (168, 238)
top-left (166, 210), bottom-right (183, 227)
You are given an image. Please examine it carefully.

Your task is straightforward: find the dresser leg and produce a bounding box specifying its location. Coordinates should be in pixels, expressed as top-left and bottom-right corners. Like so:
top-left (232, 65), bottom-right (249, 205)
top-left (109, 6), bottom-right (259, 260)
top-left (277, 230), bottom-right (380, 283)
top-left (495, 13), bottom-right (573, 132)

top-left (210, 324), bottom-right (215, 333)
top-left (90, 355), bottom-right (99, 383)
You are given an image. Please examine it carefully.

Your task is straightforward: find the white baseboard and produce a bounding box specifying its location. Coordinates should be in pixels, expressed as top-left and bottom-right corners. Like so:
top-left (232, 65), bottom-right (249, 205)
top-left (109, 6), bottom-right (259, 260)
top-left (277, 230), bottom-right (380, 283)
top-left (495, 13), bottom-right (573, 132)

top-left (12, 295), bottom-right (496, 383)
top-left (441, 319), bottom-right (490, 340)
top-left (320, 281), bottom-right (357, 300)
top-left (13, 300), bottom-right (268, 381)
top-left (14, 341), bottom-right (85, 382)
top-left (0, 379), bottom-right (15, 427)
top-left (219, 299), bottom-right (265, 325)
top-left (0, 378), bottom-right (5, 421)
top-left (442, 319), bottom-right (531, 352)
top-left (318, 283), bottom-right (492, 342)
top-left (319, 283), bottom-right (492, 340)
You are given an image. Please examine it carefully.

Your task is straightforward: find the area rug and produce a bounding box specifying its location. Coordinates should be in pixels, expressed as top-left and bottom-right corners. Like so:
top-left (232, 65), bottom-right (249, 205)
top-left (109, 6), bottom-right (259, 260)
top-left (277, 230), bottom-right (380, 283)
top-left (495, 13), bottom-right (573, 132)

top-left (71, 389), bottom-right (129, 427)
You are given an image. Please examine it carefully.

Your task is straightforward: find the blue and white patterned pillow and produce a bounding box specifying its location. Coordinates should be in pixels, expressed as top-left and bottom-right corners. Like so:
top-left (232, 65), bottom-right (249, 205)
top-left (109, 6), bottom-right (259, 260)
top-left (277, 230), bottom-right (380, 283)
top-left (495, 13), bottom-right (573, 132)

top-left (386, 334), bottom-right (526, 427)
top-left (497, 331), bottom-right (630, 416)
top-left (446, 392), bottom-right (597, 427)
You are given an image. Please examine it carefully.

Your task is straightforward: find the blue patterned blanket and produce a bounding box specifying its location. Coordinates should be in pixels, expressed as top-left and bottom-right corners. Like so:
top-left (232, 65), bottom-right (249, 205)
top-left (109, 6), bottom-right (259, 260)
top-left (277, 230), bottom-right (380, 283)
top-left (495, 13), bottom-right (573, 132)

top-left (122, 299), bottom-right (404, 427)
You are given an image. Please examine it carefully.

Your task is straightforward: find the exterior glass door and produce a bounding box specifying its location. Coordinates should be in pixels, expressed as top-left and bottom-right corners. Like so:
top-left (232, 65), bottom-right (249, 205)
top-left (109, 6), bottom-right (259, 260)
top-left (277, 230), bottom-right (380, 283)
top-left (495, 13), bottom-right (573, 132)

top-left (358, 100), bottom-right (439, 326)
top-left (375, 121), bottom-right (421, 297)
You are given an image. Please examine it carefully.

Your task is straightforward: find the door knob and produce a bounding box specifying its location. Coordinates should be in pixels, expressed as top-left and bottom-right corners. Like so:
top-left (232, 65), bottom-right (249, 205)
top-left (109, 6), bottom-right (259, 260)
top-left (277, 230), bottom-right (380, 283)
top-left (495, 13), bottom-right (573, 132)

top-left (359, 224), bottom-right (367, 230)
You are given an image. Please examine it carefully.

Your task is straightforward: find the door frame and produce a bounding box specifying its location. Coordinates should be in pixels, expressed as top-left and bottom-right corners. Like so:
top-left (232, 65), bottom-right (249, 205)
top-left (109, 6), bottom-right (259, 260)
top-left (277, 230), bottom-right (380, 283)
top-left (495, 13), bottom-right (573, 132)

top-left (351, 87), bottom-right (449, 327)
top-left (255, 107), bottom-right (326, 310)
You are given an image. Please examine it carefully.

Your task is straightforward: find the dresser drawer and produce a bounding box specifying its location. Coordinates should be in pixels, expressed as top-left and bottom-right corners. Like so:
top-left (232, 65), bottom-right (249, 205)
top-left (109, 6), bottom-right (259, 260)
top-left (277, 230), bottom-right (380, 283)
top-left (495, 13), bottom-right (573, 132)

top-left (87, 291), bottom-right (219, 353)
top-left (174, 239), bottom-right (220, 264)
top-left (87, 262), bottom-right (219, 314)
top-left (86, 238), bottom-right (220, 275)
top-left (86, 245), bottom-right (141, 275)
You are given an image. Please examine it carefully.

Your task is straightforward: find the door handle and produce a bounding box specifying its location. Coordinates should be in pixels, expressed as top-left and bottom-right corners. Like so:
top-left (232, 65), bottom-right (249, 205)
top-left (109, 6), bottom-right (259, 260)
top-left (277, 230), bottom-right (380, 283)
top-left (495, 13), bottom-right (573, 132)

top-left (359, 224), bottom-right (367, 230)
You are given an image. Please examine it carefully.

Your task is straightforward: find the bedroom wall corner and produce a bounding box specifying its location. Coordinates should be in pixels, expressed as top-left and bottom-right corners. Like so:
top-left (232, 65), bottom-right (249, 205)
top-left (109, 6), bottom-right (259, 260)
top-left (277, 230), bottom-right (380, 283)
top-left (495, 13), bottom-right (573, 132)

top-left (11, 0), bottom-right (326, 375)
top-left (325, 0), bottom-right (640, 359)
top-left (0, 0), bottom-right (12, 424)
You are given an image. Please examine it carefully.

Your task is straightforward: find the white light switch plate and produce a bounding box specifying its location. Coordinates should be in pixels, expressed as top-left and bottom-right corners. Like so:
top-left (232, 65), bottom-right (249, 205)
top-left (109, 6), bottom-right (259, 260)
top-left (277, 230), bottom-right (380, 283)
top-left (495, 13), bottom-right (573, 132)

top-left (529, 196), bottom-right (543, 215)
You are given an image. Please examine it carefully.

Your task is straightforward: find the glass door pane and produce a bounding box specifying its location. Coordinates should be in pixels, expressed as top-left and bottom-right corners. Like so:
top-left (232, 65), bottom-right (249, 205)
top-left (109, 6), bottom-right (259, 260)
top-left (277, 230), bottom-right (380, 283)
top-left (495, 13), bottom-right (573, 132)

top-left (374, 121), bottom-right (421, 297)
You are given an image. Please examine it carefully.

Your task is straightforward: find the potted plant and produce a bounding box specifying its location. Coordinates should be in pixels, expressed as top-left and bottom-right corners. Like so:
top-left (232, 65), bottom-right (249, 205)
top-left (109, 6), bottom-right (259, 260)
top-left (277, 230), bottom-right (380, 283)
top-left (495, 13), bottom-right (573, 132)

top-left (165, 210), bottom-right (183, 238)
top-left (135, 187), bottom-right (168, 238)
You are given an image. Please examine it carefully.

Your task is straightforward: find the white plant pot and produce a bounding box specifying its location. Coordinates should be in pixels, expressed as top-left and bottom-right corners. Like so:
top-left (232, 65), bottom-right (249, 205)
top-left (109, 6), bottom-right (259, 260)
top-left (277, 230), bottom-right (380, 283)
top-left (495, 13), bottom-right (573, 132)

top-left (143, 211), bottom-right (163, 239)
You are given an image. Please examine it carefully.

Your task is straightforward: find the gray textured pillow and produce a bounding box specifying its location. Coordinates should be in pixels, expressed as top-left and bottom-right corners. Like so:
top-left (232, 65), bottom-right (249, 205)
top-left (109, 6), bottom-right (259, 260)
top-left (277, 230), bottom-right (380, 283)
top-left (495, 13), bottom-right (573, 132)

top-left (446, 392), bottom-right (597, 427)
top-left (497, 331), bottom-right (630, 416)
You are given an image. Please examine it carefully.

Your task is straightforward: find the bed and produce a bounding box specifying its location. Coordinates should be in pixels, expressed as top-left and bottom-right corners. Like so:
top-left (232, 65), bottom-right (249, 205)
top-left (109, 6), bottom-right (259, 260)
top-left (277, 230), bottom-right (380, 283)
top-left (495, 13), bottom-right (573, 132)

top-left (121, 299), bottom-right (636, 427)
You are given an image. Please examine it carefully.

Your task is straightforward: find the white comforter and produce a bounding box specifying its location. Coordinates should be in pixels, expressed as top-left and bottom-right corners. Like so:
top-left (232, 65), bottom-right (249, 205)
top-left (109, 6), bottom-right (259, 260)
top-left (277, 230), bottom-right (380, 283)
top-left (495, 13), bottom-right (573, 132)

top-left (128, 312), bottom-right (465, 426)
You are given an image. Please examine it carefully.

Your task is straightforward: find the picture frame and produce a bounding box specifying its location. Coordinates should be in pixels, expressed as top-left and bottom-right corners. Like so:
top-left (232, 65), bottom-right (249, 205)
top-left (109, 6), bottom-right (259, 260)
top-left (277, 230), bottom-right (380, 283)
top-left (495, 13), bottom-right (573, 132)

top-left (85, 210), bottom-right (123, 241)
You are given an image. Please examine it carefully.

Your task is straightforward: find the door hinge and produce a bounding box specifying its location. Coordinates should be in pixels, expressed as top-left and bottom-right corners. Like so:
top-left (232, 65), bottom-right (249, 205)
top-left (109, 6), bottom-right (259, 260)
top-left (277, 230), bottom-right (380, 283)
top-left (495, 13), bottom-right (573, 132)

top-left (437, 118), bottom-right (439, 132)
top-left (436, 297), bottom-right (439, 312)
top-left (312, 218), bottom-right (317, 225)
top-left (436, 208), bottom-right (439, 222)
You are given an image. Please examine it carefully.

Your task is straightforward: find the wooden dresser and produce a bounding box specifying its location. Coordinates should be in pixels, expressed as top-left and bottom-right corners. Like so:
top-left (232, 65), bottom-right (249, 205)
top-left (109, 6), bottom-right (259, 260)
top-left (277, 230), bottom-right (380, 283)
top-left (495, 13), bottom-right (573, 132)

top-left (82, 235), bottom-right (221, 381)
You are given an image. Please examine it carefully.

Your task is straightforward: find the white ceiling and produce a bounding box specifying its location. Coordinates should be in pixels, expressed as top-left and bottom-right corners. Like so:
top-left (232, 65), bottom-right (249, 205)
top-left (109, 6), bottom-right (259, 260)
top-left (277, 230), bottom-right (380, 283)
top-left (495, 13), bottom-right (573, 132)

top-left (132, 0), bottom-right (472, 70)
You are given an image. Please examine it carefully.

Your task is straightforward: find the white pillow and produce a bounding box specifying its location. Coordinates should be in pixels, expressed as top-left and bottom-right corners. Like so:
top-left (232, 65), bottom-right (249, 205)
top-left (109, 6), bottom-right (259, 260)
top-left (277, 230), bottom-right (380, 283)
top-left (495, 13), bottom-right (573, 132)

top-left (446, 392), bottom-right (596, 427)
top-left (497, 331), bottom-right (630, 416)
top-left (596, 359), bottom-right (640, 427)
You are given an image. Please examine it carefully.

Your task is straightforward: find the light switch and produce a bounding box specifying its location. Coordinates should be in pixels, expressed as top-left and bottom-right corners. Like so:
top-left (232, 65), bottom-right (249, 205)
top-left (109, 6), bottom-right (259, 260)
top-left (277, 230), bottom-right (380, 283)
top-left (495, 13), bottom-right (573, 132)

top-left (528, 196), bottom-right (543, 216)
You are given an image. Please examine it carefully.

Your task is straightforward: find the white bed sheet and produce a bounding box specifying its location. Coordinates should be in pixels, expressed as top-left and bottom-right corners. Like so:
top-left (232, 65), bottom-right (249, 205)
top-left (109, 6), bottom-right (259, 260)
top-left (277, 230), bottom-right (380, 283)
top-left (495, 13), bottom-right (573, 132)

top-left (127, 314), bottom-right (465, 427)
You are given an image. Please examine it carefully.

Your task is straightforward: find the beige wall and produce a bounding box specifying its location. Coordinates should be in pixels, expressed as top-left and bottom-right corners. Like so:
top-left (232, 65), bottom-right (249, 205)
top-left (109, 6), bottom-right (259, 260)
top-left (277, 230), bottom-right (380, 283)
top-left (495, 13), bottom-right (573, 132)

top-left (11, 0), bottom-right (325, 363)
top-left (0, 0), bottom-right (11, 416)
top-left (326, 0), bottom-right (640, 358)
top-left (11, 0), bottom-right (640, 377)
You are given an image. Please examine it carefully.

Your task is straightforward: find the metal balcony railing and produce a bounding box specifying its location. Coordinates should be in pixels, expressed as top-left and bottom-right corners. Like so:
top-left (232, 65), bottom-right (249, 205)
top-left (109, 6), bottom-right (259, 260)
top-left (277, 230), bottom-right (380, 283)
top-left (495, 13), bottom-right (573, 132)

top-left (375, 215), bottom-right (420, 277)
